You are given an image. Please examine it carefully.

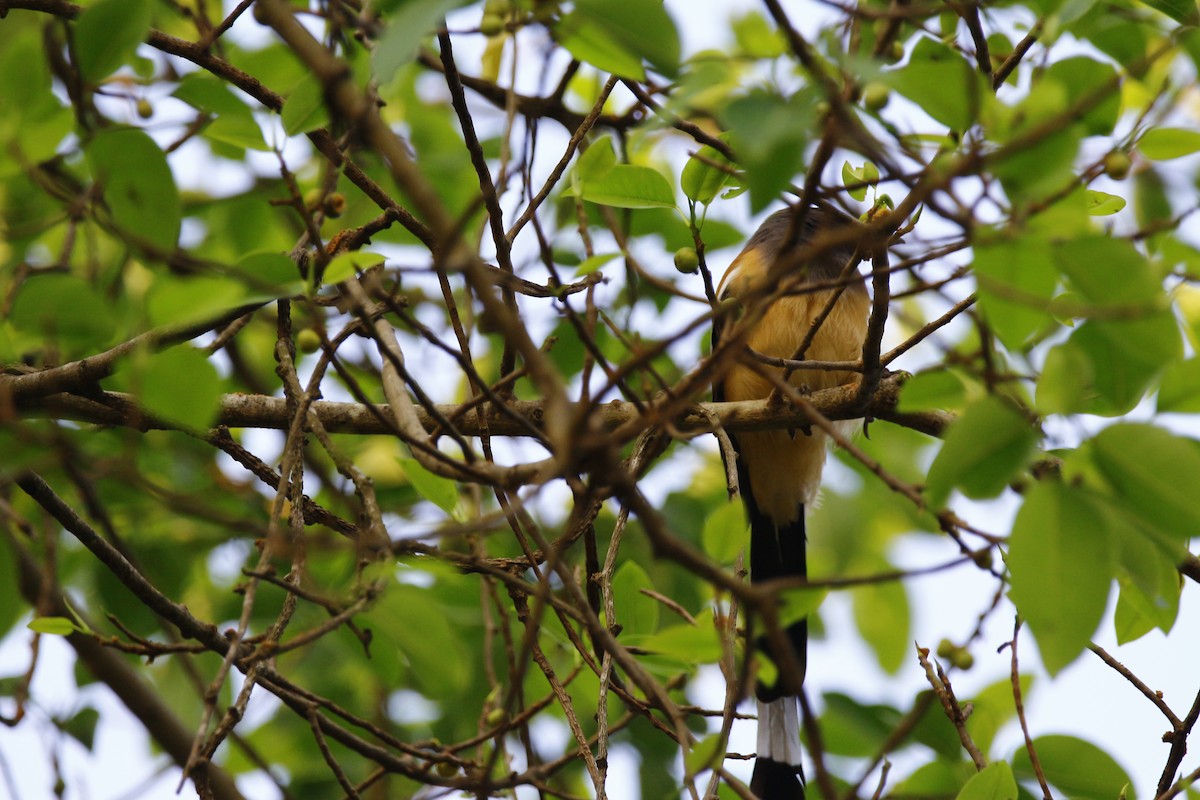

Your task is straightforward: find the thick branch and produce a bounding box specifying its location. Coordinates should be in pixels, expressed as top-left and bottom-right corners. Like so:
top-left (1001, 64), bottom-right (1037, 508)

top-left (25, 372), bottom-right (950, 439)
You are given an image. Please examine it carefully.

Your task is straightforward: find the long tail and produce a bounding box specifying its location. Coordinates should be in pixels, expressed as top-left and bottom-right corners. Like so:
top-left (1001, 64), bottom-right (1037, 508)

top-left (748, 498), bottom-right (808, 799)
top-left (751, 698), bottom-right (804, 799)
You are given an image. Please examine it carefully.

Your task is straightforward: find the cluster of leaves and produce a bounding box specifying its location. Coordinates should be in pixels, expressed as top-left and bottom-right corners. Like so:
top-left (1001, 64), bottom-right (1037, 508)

top-left (1, 0), bottom-right (1200, 799)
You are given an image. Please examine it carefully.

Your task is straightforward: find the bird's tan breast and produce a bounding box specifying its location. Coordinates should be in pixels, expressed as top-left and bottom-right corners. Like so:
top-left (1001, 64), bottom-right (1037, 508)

top-left (720, 285), bottom-right (870, 520)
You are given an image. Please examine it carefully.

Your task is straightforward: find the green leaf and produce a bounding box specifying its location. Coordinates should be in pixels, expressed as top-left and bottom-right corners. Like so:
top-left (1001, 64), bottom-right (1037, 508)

top-left (965, 674), bottom-right (1034, 756)
top-left (1012, 735), bottom-right (1133, 800)
top-left (635, 614), bottom-right (722, 664)
top-left (146, 276), bottom-right (247, 328)
top-left (555, 0), bottom-right (680, 80)
top-left (778, 586), bottom-right (827, 631)
top-left (86, 127), bottom-right (182, 253)
top-left (1053, 236), bottom-right (1159, 306)
top-left (373, 0), bottom-right (471, 84)
top-left (321, 251), bottom-right (386, 286)
top-left (397, 458), bottom-right (459, 514)
top-left (576, 253), bottom-right (620, 275)
top-left (685, 733), bottom-right (724, 777)
top-left (896, 370), bottom-right (968, 413)
top-left (580, 165), bottom-right (676, 209)
top-left (973, 237), bottom-right (1056, 350)
top-left (925, 396), bottom-right (1038, 507)
top-left (1140, 127), bottom-right (1200, 160)
top-left (139, 347), bottom-right (222, 428)
top-left (612, 561), bottom-right (659, 636)
top-left (366, 582), bottom-right (470, 698)
top-left (171, 73), bottom-right (268, 151)
top-left (681, 145), bottom-right (734, 204)
top-left (1137, 0), bottom-right (1200, 24)
top-left (819, 693), bottom-right (902, 757)
top-left (1089, 424), bottom-right (1200, 546)
top-left (1112, 518), bottom-right (1181, 643)
top-left (1157, 357), bottom-right (1200, 412)
top-left (575, 138), bottom-right (618, 183)
top-left (731, 12), bottom-right (786, 58)
top-left (956, 762), bottom-right (1017, 800)
top-left (1085, 190), bottom-right (1126, 216)
top-left (886, 37), bottom-right (986, 131)
top-left (1036, 342), bottom-right (1094, 414)
top-left (74, 0), bottom-right (152, 83)
top-left (724, 90), bottom-right (813, 212)
top-left (999, 125), bottom-right (1084, 204)
top-left (9, 275), bottom-right (117, 346)
top-left (57, 707), bottom-right (100, 751)
top-left (1065, 312), bottom-right (1181, 415)
top-left (1007, 481), bottom-right (1114, 674)
top-left (27, 617), bottom-right (79, 636)
top-left (1043, 57), bottom-right (1120, 137)
top-left (701, 501), bottom-right (747, 564)
top-left (281, 75), bottom-right (331, 136)
top-left (233, 251), bottom-right (306, 297)
top-left (851, 578), bottom-right (909, 673)
top-left (841, 160), bottom-right (878, 202)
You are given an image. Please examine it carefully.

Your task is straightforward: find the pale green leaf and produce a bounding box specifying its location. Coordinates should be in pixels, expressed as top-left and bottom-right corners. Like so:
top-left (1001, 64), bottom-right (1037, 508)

top-left (955, 762), bottom-right (1017, 800)
top-left (322, 251), bottom-right (386, 286)
top-left (681, 145), bottom-right (733, 204)
top-left (851, 579), bottom-right (909, 673)
top-left (973, 237), bottom-right (1056, 350)
top-left (576, 253), bottom-right (620, 275)
top-left (398, 458), bottom-right (459, 514)
top-left (74, 0), bottom-right (152, 82)
top-left (1140, 127), bottom-right (1200, 160)
top-left (701, 502), bottom-right (747, 564)
top-left (27, 617), bottom-right (79, 636)
top-left (1086, 190), bottom-right (1126, 216)
top-left (580, 164), bottom-right (676, 209)
top-left (139, 347), bottom-right (222, 428)
top-left (373, 0), bottom-right (471, 84)
top-left (86, 127), bottom-right (181, 252)
top-left (1013, 735), bottom-right (1133, 800)
top-left (896, 370), bottom-right (968, 413)
top-left (612, 561), bottom-right (659, 636)
top-left (281, 75), bottom-right (330, 136)
top-left (9, 275), bottom-right (117, 346)
top-left (1089, 424), bottom-right (1200, 546)
top-left (1007, 482), bottom-right (1114, 674)
top-left (685, 733), bottom-right (725, 777)
top-left (555, 0), bottom-right (680, 79)
top-left (925, 396), bottom-right (1038, 506)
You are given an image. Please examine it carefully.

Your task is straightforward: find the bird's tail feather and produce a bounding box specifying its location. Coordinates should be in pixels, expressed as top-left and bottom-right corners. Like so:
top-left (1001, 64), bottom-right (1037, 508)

top-left (749, 509), bottom-right (807, 702)
top-left (745, 488), bottom-right (808, 797)
top-left (750, 698), bottom-right (804, 799)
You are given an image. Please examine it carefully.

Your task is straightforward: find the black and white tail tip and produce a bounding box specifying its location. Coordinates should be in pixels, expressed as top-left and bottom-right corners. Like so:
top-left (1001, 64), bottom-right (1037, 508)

top-left (750, 697), bottom-right (805, 799)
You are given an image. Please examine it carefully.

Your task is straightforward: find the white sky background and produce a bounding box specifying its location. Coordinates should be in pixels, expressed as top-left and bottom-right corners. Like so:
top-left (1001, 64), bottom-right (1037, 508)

top-left (3, 0), bottom-right (1200, 798)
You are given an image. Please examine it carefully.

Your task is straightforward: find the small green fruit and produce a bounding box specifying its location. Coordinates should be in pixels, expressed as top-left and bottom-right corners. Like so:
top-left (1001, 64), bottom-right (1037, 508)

top-left (303, 188), bottom-right (323, 211)
top-left (435, 761), bottom-right (458, 778)
top-left (888, 41), bottom-right (905, 63)
top-left (485, 708), bottom-right (508, 727)
top-left (862, 81), bottom-right (890, 112)
top-left (136, 98), bottom-right (154, 119)
top-left (323, 192), bottom-right (346, 218)
top-left (936, 638), bottom-right (955, 659)
top-left (674, 247), bottom-right (700, 274)
top-left (950, 649), bottom-right (975, 670)
top-left (296, 329), bottom-right (321, 354)
top-left (1104, 151), bottom-right (1131, 181)
top-left (479, 13), bottom-right (505, 36)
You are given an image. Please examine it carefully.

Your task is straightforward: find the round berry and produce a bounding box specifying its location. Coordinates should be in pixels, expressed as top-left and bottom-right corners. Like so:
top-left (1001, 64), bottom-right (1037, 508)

top-left (674, 247), bottom-right (700, 274)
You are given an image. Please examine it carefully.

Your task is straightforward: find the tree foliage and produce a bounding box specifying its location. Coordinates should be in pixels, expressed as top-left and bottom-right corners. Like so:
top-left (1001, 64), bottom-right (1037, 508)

top-left (1, 0), bottom-right (1199, 798)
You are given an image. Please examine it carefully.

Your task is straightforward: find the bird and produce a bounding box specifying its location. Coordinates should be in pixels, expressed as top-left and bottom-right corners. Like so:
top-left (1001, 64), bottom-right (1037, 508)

top-left (712, 203), bottom-right (870, 799)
